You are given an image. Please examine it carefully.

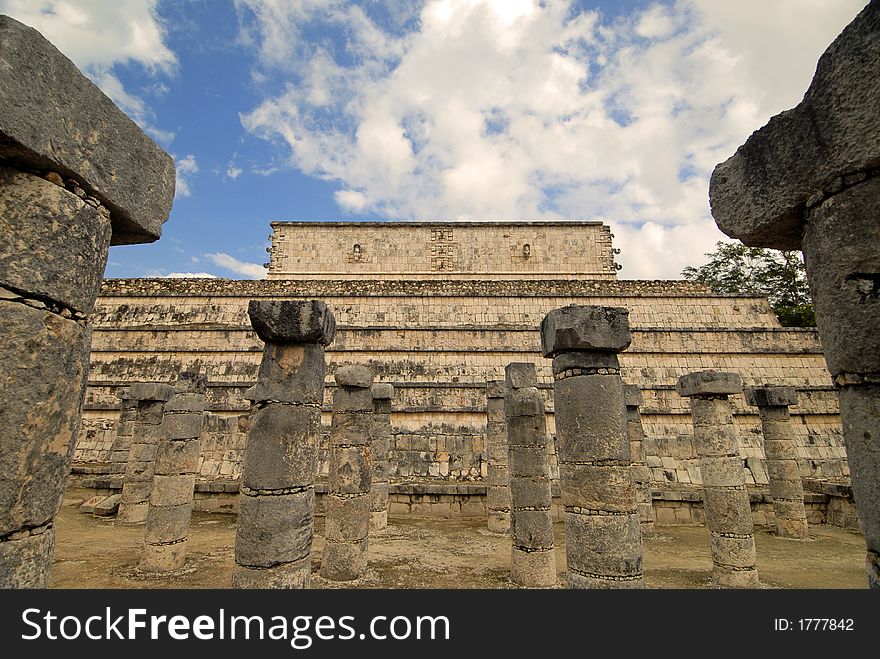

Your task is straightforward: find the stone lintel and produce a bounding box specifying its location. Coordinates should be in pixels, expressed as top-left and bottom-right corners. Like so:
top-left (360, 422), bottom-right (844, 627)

top-left (0, 15), bottom-right (175, 245)
top-left (708, 1), bottom-right (880, 249)
top-left (745, 385), bottom-right (798, 408)
top-left (540, 305), bottom-right (631, 357)
top-left (676, 371), bottom-right (743, 398)
top-left (247, 299), bottom-right (336, 345)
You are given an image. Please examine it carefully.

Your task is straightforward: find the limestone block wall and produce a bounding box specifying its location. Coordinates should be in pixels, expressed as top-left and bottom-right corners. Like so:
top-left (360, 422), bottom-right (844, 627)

top-left (73, 278), bottom-right (846, 492)
top-left (267, 221), bottom-right (617, 280)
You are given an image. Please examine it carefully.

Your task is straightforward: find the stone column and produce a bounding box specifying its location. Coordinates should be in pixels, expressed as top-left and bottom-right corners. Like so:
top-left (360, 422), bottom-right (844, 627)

top-left (370, 383), bottom-right (394, 531)
top-left (0, 16), bottom-right (174, 587)
top-left (117, 383), bottom-right (175, 523)
top-left (624, 384), bottom-right (656, 535)
top-left (708, 2), bottom-right (879, 587)
top-left (505, 363), bottom-right (556, 587)
top-left (745, 386), bottom-right (808, 539)
top-left (541, 305), bottom-right (644, 589)
top-left (233, 300), bottom-right (336, 589)
top-left (141, 372), bottom-right (207, 571)
top-left (677, 371), bottom-right (759, 588)
top-left (108, 389), bottom-right (137, 482)
top-left (321, 366), bottom-right (375, 581)
top-left (486, 380), bottom-right (511, 534)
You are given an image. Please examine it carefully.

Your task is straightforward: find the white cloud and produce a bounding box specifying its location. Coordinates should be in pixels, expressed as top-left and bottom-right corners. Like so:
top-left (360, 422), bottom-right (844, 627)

top-left (226, 165), bottom-right (243, 180)
top-left (239, 0), bottom-right (867, 278)
top-left (173, 154), bottom-right (199, 198)
top-left (163, 272), bottom-right (218, 278)
top-left (0, 0), bottom-right (176, 143)
top-left (205, 252), bottom-right (267, 279)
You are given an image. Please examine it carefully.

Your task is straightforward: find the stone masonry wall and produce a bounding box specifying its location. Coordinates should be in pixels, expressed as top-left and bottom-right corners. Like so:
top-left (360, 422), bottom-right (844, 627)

top-left (74, 277), bottom-right (846, 494)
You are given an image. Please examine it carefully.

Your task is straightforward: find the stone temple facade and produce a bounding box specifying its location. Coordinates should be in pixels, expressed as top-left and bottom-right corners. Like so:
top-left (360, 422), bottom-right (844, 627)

top-left (73, 221), bottom-right (850, 523)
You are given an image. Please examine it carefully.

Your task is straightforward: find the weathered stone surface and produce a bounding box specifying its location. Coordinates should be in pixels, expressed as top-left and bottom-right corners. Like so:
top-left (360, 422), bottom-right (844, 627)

top-left (128, 382), bottom-right (175, 403)
top-left (703, 488), bottom-right (756, 536)
top-left (509, 548), bottom-right (556, 588)
top-left (328, 445), bottom-right (371, 494)
top-left (320, 538), bottom-right (368, 581)
top-left (159, 413), bottom-right (204, 441)
top-left (708, 1), bottom-right (880, 250)
top-left (235, 490), bottom-right (315, 568)
top-left (676, 371), bottom-right (742, 397)
top-left (0, 526), bottom-right (54, 588)
top-left (249, 342), bottom-right (327, 404)
top-left (504, 388), bottom-right (544, 418)
top-left (92, 493), bottom-right (121, 517)
top-left (163, 393), bottom-right (208, 413)
top-left (508, 447), bottom-right (550, 477)
top-left (486, 380), bottom-right (505, 399)
top-left (714, 565), bottom-right (760, 589)
top-left (0, 15), bottom-right (176, 244)
top-left (511, 510), bottom-right (554, 550)
top-left (540, 305), bottom-right (631, 357)
top-left (331, 388), bottom-right (374, 413)
top-left (143, 504), bottom-right (192, 545)
top-left (567, 571), bottom-right (644, 590)
top-left (0, 168), bottom-right (111, 313)
top-left (745, 386), bottom-right (798, 408)
top-left (510, 477), bottom-right (552, 510)
top-left (551, 350), bottom-right (620, 375)
top-left (623, 384), bottom-right (643, 407)
top-left (838, 384), bottom-right (880, 588)
top-left (240, 404), bottom-right (319, 490)
top-left (0, 302), bottom-right (88, 534)
top-left (248, 299), bottom-right (336, 345)
top-left (803, 177), bottom-right (880, 376)
top-left (505, 362), bottom-right (537, 389)
top-left (232, 557), bottom-right (310, 589)
top-left (699, 457), bottom-right (747, 488)
top-left (324, 494), bottom-right (371, 542)
top-left (150, 475), bottom-right (195, 507)
top-left (136, 400), bottom-right (166, 426)
top-left (140, 541), bottom-right (187, 572)
top-left (330, 412), bottom-right (372, 445)
top-left (554, 376), bottom-right (629, 462)
top-left (371, 382), bottom-right (394, 400)
top-left (559, 464), bottom-right (635, 513)
top-left (155, 438), bottom-right (201, 475)
top-left (565, 512), bottom-right (643, 578)
top-left (336, 364), bottom-right (374, 388)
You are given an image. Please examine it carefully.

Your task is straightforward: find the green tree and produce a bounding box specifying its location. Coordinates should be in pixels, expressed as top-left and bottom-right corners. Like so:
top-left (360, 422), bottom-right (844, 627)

top-left (681, 241), bottom-right (816, 327)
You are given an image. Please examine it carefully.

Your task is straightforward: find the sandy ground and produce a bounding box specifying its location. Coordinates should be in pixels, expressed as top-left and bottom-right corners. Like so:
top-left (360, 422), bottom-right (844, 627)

top-left (50, 485), bottom-right (867, 589)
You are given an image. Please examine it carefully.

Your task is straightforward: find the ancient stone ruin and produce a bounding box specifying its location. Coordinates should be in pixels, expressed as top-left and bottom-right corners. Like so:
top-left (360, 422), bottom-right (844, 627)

top-left (141, 372), bottom-right (207, 571)
top-left (118, 383), bottom-right (175, 524)
top-left (0, 14), bottom-right (174, 587)
top-left (485, 380), bottom-right (511, 534)
top-left (745, 386), bottom-right (809, 539)
top-left (677, 371), bottom-right (759, 588)
top-left (709, 0), bottom-right (879, 588)
top-left (320, 365), bottom-right (375, 581)
top-left (542, 305), bottom-right (644, 589)
top-left (233, 300), bottom-right (336, 589)
top-left (624, 384), bottom-right (656, 535)
top-left (504, 363), bottom-right (556, 587)
top-left (370, 383), bottom-right (394, 531)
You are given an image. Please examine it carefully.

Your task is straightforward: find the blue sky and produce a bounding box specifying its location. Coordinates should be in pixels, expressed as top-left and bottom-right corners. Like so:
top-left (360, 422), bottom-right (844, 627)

top-left (0, 0), bottom-right (869, 279)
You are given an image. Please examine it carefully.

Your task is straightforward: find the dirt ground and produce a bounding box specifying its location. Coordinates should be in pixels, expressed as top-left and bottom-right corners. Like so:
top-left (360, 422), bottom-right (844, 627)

top-left (50, 485), bottom-right (867, 589)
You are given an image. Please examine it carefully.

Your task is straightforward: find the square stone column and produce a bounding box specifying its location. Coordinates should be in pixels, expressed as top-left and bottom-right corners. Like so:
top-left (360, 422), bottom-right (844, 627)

top-left (745, 386), bottom-right (809, 539)
top-left (624, 385), bottom-right (656, 535)
top-left (321, 365), bottom-right (375, 581)
top-left (370, 383), bottom-right (394, 532)
top-left (504, 363), bottom-right (556, 587)
top-left (485, 380), bottom-right (511, 534)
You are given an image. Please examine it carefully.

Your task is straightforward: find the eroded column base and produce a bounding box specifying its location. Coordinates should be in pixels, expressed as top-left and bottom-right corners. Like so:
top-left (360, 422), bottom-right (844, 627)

top-left (567, 570), bottom-right (645, 590)
top-left (320, 538), bottom-right (368, 581)
top-left (233, 557), bottom-right (311, 589)
top-left (510, 547), bottom-right (556, 588)
top-left (714, 565), bottom-right (760, 588)
top-left (775, 516), bottom-right (809, 539)
top-left (140, 539), bottom-right (187, 572)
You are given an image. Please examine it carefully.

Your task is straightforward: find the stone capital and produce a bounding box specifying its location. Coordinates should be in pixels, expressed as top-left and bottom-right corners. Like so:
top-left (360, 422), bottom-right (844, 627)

top-left (336, 365), bottom-right (374, 389)
top-left (744, 385), bottom-right (797, 408)
top-left (248, 299), bottom-right (336, 345)
top-left (623, 384), bottom-right (643, 408)
top-left (676, 371), bottom-right (742, 398)
top-left (505, 362), bottom-right (537, 389)
top-left (371, 383), bottom-right (394, 400)
top-left (540, 305), bottom-right (631, 357)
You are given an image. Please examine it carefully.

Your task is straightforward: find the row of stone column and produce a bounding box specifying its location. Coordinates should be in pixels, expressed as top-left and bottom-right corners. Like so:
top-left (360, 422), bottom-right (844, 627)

top-left (487, 305), bottom-right (811, 589)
